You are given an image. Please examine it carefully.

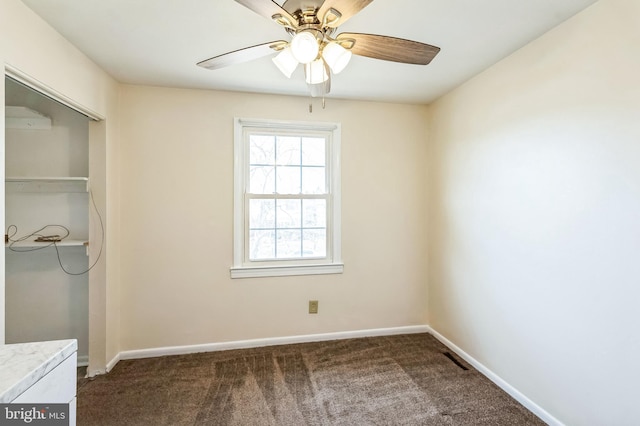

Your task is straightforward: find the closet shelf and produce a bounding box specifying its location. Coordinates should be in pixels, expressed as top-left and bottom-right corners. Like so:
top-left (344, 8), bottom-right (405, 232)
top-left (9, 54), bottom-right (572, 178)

top-left (6, 239), bottom-right (89, 256)
top-left (6, 239), bottom-right (88, 248)
top-left (5, 177), bottom-right (89, 193)
top-left (5, 106), bottom-right (52, 130)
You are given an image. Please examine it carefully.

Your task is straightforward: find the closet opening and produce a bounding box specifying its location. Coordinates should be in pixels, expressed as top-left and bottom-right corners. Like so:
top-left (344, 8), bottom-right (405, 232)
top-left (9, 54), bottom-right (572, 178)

top-left (4, 75), bottom-right (102, 367)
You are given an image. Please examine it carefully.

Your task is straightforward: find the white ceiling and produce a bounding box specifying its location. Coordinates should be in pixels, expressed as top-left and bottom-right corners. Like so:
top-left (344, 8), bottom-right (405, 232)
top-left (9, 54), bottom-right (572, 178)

top-left (21, 0), bottom-right (598, 104)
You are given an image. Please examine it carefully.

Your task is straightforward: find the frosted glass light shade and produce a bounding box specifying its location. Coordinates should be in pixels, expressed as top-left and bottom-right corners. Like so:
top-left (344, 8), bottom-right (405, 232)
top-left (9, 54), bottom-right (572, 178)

top-left (272, 47), bottom-right (298, 78)
top-left (322, 42), bottom-right (352, 74)
top-left (290, 31), bottom-right (319, 64)
top-left (305, 59), bottom-right (329, 84)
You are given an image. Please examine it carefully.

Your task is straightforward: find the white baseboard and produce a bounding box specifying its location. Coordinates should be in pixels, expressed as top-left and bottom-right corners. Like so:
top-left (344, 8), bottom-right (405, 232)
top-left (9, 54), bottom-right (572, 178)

top-left (114, 325), bottom-right (429, 362)
top-left (84, 353), bottom-right (121, 378)
top-left (426, 326), bottom-right (563, 426)
top-left (106, 352), bottom-right (121, 373)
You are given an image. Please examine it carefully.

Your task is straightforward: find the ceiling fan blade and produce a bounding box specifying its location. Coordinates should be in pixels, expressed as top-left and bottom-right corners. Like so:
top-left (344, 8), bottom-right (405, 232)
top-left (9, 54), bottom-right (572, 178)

top-left (318, 0), bottom-right (373, 28)
top-left (337, 32), bottom-right (440, 65)
top-left (197, 41), bottom-right (288, 70)
top-left (235, 0), bottom-right (298, 27)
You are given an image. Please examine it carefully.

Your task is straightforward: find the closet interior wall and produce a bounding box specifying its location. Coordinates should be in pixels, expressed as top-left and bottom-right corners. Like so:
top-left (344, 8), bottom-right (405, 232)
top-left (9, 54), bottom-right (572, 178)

top-left (4, 77), bottom-right (90, 364)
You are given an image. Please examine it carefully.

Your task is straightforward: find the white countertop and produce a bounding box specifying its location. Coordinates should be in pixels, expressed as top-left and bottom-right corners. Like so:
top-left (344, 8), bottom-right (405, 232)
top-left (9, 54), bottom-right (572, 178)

top-left (0, 339), bottom-right (77, 403)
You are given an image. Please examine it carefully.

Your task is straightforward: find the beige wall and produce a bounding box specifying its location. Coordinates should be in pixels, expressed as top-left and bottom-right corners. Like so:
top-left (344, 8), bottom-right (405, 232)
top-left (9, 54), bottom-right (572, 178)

top-left (118, 85), bottom-right (429, 350)
top-left (427, 0), bottom-right (640, 423)
top-left (0, 0), bottom-right (121, 375)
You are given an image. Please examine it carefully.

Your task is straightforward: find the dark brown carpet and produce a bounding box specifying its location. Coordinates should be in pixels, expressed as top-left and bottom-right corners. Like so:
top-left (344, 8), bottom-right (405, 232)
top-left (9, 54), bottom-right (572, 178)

top-left (77, 333), bottom-right (545, 425)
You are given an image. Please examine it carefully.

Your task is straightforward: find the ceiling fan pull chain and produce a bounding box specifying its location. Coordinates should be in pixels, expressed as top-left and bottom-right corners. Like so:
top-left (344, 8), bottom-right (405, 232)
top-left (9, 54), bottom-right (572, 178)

top-left (322, 75), bottom-right (328, 109)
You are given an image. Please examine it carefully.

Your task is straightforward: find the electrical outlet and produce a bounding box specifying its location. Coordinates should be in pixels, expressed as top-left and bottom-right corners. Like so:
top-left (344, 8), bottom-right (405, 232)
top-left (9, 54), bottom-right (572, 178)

top-left (309, 300), bottom-right (318, 314)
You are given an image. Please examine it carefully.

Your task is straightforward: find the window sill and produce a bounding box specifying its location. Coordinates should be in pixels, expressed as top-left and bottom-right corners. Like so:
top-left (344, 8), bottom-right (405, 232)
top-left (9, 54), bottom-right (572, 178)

top-left (230, 263), bottom-right (344, 279)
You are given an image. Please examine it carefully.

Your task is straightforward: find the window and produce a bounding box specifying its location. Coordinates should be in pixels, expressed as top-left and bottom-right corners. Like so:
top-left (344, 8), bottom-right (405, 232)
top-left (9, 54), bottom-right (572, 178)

top-left (232, 118), bottom-right (343, 278)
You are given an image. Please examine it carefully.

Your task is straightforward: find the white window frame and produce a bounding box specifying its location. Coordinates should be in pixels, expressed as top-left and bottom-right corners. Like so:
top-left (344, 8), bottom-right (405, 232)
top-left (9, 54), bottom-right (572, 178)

top-left (231, 117), bottom-right (343, 279)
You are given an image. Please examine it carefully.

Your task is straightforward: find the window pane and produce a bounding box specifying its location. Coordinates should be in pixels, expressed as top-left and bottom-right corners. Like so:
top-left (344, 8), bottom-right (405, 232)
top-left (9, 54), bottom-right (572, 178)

top-left (249, 166), bottom-right (275, 194)
top-left (249, 230), bottom-right (275, 260)
top-left (276, 229), bottom-right (301, 258)
top-left (303, 229), bottom-right (326, 257)
top-left (276, 166), bottom-right (301, 194)
top-left (301, 167), bottom-right (326, 194)
top-left (249, 199), bottom-right (275, 229)
top-left (250, 135), bottom-right (275, 165)
top-left (302, 137), bottom-right (325, 166)
top-left (276, 199), bottom-right (302, 228)
top-left (302, 199), bottom-right (326, 227)
top-left (276, 136), bottom-right (300, 165)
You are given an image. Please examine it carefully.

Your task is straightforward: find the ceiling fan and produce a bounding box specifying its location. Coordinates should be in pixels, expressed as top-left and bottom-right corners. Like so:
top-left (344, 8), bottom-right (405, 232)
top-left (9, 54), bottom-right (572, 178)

top-left (197, 0), bottom-right (440, 98)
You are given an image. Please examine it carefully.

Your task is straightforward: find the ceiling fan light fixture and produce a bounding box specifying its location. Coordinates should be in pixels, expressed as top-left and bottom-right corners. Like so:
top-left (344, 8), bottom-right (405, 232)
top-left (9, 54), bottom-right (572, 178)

top-left (322, 41), bottom-right (352, 74)
top-left (305, 59), bottom-right (329, 85)
top-left (290, 31), bottom-right (320, 64)
top-left (272, 47), bottom-right (298, 78)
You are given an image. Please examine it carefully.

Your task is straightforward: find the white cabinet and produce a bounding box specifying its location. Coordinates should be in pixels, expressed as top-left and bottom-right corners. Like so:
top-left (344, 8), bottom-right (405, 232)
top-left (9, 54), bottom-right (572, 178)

top-left (12, 355), bottom-right (76, 404)
top-left (0, 340), bottom-right (77, 426)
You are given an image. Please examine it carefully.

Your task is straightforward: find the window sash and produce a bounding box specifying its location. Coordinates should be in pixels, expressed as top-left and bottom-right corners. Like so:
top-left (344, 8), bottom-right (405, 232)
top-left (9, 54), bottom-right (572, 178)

top-left (244, 129), bottom-right (331, 265)
top-left (244, 193), bottom-right (331, 264)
